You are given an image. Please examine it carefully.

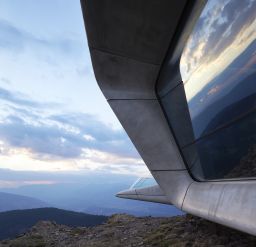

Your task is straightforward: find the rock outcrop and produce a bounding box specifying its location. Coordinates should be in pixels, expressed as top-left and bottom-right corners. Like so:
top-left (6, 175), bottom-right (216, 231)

top-left (1, 214), bottom-right (256, 247)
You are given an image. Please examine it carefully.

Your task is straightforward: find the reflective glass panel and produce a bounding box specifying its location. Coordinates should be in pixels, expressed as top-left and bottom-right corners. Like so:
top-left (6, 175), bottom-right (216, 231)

top-left (130, 177), bottom-right (157, 189)
top-left (180, 0), bottom-right (256, 179)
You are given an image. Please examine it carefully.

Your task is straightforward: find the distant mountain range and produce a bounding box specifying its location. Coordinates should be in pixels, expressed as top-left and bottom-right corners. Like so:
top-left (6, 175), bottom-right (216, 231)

top-left (0, 207), bottom-right (108, 240)
top-left (0, 173), bottom-right (183, 217)
top-left (192, 72), bottom-right (256, 139)
top-left (0, 192), bottom-right (49, 212)
top-left (189, 39), bottom-right (256, 139)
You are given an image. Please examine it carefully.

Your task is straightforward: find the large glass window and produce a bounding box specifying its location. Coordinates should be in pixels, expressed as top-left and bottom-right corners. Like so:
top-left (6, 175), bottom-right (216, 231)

top-left (179, 0), bottom-right (256, 180)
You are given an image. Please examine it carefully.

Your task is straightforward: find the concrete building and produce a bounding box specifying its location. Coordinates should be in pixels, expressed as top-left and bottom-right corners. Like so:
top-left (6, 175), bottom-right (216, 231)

top-left (81, 0), bottom-right (256, 235)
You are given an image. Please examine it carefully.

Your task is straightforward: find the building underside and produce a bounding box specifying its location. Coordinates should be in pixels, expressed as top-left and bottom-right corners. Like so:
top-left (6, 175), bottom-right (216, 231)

top-left (81, 0), bottom-right (256, 235)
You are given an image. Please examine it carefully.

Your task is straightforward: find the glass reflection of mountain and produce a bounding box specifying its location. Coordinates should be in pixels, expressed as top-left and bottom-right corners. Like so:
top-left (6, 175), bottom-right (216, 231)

top-left (194, 102), bottom-right (256, 179)
top-left (188, 40), bottom-right (256, 139)
top-left (225, 144), bottom-right (256, 179)
top-left (186, 39), bottom-right (256, 180)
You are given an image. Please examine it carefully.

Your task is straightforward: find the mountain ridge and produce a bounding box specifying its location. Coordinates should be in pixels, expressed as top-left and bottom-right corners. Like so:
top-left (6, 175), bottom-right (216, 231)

top-left (1, 214), bottom-right (255, 247)
top-left (0, 191), bottom-right (49, 212)
top-left (0, 207), bottom-right (107, 240)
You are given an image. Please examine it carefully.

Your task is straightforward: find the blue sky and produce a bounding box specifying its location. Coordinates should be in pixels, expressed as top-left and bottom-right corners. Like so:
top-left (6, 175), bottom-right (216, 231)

top-left (0, 0), bottom-right (148, 177)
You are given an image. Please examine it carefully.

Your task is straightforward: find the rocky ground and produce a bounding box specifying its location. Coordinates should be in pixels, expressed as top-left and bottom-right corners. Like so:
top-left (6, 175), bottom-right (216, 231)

top-left (1, 214), bottom-right (256, 247)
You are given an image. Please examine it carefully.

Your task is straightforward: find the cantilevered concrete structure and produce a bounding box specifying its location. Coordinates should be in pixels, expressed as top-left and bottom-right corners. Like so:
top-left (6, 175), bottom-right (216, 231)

top-left (81, 0), bottom-right (256, 235)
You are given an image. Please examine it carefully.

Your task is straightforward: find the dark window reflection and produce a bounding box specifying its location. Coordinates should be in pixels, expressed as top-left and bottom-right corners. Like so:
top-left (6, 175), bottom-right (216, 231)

top-left (183, 110), bottom-right (256, 179)
top-left (160, 84), bottom-right (195, 147)
top-left (178, 0), bottom-right (256, 180)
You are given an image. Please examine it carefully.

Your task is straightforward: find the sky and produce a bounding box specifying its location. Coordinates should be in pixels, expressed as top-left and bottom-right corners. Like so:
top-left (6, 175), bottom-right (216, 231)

top-left (180, 0), bottom-right (256, 103)
top-left (0, 0), bottom-right (149, 177)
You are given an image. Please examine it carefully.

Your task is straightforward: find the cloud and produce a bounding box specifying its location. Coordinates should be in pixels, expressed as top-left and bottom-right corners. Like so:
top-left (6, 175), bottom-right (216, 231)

top-left (0, 87), bottom-right (41, 108)
top-left (0, 86), bottom-right (58, 109)
top-left (0, 113), bottom-right (138, 160)
top-left (0, 87), bottom-right (140, 166)
top-left (182, 0), bottom-right (256, 79)
top-left (0, 168), bottom-right (143, 188)
top-left (180, 0), bottom-right (256, 104)
top-left (0, 18), bottom-right (83, 58)
top-left (0, 19), bottom-right (25, 51)
top-left (0, 179), bottom-right (57, 188)
top-left (202, 0), bottom-right (255, 61)
top-left (0, 77), bottom-right (11, 85)
top-left (0, 17), bottom-right (143, 173)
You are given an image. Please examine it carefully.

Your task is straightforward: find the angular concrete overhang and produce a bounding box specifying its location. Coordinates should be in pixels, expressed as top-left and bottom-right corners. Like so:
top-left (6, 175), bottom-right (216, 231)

top-left (81, 0), bottom-right (256, 235)
top-left (116, 185), bottom-right (170, 205)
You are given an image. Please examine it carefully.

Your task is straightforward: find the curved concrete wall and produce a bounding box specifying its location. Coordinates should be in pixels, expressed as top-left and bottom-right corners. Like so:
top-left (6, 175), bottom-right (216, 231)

top-left (81, 0), bottom-right (256, 235)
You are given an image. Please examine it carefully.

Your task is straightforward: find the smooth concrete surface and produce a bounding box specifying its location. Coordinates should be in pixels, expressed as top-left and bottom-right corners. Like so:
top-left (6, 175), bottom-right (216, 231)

top-left (183, 181), bottom-right (256, 235)
top-left (116, 191), bottom-right (138, 201)
top-left (82, 0), bottom-right (187, 65)
top-left (109, 99), bottom-right (186, 171)
top-left (132, 194), bottom-right (170, 204)
top-left (160, 83), bottom-right (195, 147)
top-left (152, 170), bottom-right (193, 209)
top-left (81, 0), bottom-right (256, 235)
top-left (135, 184), bottom-right (167, 196)
top-left (90, 49), bottom-right (159, 99)
top-left (117, 185), bottom-right (170, 204)
top-left (117, 193), bottom-right (169, 204)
